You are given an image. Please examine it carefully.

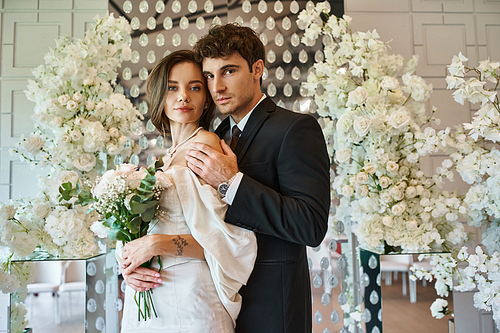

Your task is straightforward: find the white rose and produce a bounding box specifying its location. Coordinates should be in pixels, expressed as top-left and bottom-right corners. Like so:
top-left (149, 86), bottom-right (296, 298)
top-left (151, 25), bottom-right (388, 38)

top-left (52, 117), bottom-right (64, 127)
top-left (357, 172), bottom-right (369, 184)
top-left (73, 153), bottom-right (97, 172)
top-left (353, 116), bottom-right (371, 137)
top-left (22, 134), bottom-right (45, 155)
top-left (109, 127), bottom-right (120, 138)
top-left (72, 92), bottom-right (83, 103)
top-left (406, 186), bottom-right (417, 198)
top-left (58, 94), bottom-right (71, 105)
top-left (85, 100), bottom-right (95, 111)
top-left (0, 205), bottom-right (17, 220)
top-left (11, 233), bottom-right (37, 257)
top-left (342, 185), bottom-right (354, 197)
top-left (32, 202), bottom-right (51, 219)
top-left (106, 143), bottom-right (119, 155)
top-left (416, 185), bottom-right (425, 196)
top-left (95, 102), bottom-right (106, 113)
top-left (364, 162), bottom-right (376, 175)
top-left (335, 148), bottom-right (352, 163)
top-left (66, 100), bottom-right (79, 111)
top-left (75, 117), bottom-right (86, 126)
top-left (382, 215), bottom-right (393, 226)
top-left (60, 133), bottom-right (71, 143)
top-left (392, 202), bottom-right (407, 215)
top-left (380, 76), bottom-right (400, 91)
top-left (350, 176), bottom-right (360, 187)
top-left (70, 130), bottom-right (82, 141)
top-left (356, 185), bottom-right (369, 197)
top-left (399, 166), bottom-right (410, 177)
top-left (379, 176), bottom-right (391, 189)
top-left (406, 220), bottom-right (418, 231)
top-left (337, 112), bottom-right (354, 133)
top-left (386, 161), bottom-right (399, 172)
top-left (409, 179), bottom-right (418, 186)
top-left (347, 86), bottom-right (368, 106)
top-left (389, 108), bottom-right (411, 129)
top-left (390, 186), bottom-right (405, 201)
top-left (380, 191), bottom-right (393, 203)
top-left (57, 170), bottom-right (79, 188)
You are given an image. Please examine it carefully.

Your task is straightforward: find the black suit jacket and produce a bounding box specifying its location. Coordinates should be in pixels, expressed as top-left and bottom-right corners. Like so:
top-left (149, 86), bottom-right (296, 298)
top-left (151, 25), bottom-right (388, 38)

top-left (215, 97), bottom-right (330, 333)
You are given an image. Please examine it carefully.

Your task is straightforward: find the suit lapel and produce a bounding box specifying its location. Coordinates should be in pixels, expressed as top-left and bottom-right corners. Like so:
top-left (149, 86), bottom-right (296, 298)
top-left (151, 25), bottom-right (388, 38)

top-left (234, 97), bottom-right (275, 163)
top-left (215, 117), bottom-right (230, 139)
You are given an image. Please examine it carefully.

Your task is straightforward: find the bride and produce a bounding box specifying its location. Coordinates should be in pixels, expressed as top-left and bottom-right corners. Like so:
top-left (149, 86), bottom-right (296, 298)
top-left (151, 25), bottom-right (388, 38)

top-left (117, 50), bottom-right (257, 332)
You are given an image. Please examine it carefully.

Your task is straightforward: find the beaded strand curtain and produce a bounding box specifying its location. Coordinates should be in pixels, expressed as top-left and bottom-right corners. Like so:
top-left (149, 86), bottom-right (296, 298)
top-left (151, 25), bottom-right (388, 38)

top-left (108, 1), bottom-right (350, 332)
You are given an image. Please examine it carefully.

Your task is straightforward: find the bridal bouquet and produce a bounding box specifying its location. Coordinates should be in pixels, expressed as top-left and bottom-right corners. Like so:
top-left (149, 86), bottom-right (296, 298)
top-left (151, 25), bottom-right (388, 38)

top-left (61, 158), bottom-right (170, 320)
top-left (298, 3), bottom-right (467, 254)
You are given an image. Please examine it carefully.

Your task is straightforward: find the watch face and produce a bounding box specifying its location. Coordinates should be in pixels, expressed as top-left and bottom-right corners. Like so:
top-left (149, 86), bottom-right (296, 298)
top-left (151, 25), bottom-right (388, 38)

top-left (218, 183), bottom-right (229, 196)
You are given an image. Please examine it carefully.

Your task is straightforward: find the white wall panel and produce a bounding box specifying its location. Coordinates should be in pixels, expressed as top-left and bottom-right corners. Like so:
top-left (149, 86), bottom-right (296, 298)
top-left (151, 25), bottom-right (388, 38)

top-left (39, 0), bottom-right (72, 10)
top-left (474, 0), bottom-right (500, 13)
top-left (9, 160), bottom-right (45, 200)
top-left (345, 0), bottom-right (409, 12)
top-left (74, 11), bottom-right (107, 39)
top-left (74, 0), bottom-right (108, 10)
top-left (4, 0), bottom-right (37, 10)
top-left (411, 0), bottom-right (444, 12)
top-left (0, 80), bottom-right (36, 145)
top-left (429, 89), bottom-right (471, 129)
top-left (477, 15), bottom-right (500, 59)
top-left (2, 13), bottom-right (37, 44)
top-left (443, 0), bottom-right (474, 12)
top-left (348, 13), bottom-right (413, 60)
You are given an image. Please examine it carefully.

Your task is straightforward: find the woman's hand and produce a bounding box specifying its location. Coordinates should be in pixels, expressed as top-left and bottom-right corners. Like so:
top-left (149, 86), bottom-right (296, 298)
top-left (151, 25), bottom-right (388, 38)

top-left (121, 235), bottom-right (159, 275)
top-left (122, 267), bottom-right (162, 292)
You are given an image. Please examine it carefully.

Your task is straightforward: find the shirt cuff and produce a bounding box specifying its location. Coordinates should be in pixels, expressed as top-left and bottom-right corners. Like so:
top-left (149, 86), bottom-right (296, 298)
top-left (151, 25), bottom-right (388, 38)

top-left (223, 172), bottom-right (243, 205)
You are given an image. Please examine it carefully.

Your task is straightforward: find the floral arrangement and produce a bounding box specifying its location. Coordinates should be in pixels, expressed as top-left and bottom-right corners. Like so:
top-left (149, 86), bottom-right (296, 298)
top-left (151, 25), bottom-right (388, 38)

top-left (410, 253), bottom-right (456, 299)
top-left (61, 159), bottom-right (170, 320)
top-left (455, 246), bottom-right (500, 327)
top-left (298, 3), bottom-right (467, 255)
top-left (0, 14), bottom-right (141, 333)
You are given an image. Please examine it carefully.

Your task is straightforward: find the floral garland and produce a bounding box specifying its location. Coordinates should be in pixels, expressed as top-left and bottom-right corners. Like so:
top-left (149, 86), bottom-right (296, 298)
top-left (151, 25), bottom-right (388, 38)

top-left (298, 3), bottom-right (467, 255)
top-left (0, 14), bottom-right (141, 333)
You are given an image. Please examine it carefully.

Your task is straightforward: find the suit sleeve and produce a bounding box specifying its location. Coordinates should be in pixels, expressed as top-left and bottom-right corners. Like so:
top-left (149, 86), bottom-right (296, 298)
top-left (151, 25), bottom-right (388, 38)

top-left (226, 114), bottom-right (331, 247)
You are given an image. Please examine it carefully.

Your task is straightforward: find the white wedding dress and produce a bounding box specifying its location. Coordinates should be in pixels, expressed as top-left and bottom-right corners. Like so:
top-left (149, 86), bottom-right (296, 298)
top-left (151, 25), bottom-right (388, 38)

top-left (117, 166), bottom-right (257, 333)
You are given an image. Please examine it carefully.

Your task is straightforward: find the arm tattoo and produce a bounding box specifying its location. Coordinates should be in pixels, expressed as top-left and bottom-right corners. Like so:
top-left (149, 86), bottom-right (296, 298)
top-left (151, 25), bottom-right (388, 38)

top-left (172, 235), bottom-right (188, 256)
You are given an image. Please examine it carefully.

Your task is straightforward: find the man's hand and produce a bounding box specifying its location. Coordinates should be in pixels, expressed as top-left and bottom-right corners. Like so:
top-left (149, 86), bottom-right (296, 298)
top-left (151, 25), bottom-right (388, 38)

top-left (122, 266), bottom-right (162, 292)
top-left (186, 139), bottom-right (239, 188)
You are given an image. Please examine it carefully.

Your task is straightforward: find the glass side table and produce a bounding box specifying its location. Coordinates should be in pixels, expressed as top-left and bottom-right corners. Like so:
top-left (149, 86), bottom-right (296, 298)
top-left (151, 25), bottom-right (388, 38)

top-left (2, 250), bottom-right (121, 333)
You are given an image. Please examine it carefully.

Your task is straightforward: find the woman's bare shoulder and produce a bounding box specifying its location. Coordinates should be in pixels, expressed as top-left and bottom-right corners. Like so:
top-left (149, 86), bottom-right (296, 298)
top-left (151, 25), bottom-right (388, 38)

top-left (195, 130), bottom-right (223, 153)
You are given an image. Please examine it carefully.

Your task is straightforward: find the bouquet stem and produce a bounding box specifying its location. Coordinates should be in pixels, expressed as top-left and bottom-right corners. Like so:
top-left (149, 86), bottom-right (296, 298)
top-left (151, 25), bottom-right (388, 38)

top-left (132, 255), bottom-right (162, 321)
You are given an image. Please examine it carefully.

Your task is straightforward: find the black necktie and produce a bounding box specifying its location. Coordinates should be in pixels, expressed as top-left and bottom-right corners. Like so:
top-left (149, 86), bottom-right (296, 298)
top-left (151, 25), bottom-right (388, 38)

top-left (230, 125), bottom-right (241, 150)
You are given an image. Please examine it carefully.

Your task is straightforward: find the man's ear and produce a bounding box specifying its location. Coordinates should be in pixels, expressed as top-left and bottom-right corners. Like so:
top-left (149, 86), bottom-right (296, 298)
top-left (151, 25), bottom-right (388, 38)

top-left (252, 59), bottom-right (264, 81)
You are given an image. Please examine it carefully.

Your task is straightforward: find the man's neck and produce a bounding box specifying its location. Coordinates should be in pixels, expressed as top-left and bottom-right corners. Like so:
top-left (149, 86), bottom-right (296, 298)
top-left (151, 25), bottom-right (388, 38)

top-left (232, 93), bottom-right (265, 124)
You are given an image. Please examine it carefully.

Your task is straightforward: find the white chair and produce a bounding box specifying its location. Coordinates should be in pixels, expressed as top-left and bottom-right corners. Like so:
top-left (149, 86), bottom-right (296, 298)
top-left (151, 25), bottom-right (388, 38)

top-left (380, 254), bottom-right (412, 297)
top-left (56, 260), bottom-right (86, 324)
top-left (26, 261), bottom-right (62, 322)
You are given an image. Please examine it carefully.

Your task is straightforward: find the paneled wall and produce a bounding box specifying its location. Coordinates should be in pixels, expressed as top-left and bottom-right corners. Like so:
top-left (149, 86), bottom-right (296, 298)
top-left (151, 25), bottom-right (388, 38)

top-left (0, 0), bottom-right (107, 204)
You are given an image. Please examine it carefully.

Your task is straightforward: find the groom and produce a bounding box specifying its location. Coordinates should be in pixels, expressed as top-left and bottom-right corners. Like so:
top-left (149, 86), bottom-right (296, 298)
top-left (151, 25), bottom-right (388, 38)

top-left (186, 23), bottom-right (331, 333)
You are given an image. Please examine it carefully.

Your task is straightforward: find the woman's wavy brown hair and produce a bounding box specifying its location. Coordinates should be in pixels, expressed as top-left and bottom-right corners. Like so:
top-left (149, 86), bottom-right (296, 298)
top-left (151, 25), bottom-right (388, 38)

top-left (147, 50), bottom-right (215, 135)
top-left (193, 23), bottom-right (265, 83)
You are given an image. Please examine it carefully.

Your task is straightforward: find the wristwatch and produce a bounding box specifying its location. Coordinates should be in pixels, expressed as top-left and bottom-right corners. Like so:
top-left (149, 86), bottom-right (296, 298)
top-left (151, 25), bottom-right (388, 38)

top-left (218, 174), bottom-right (237, 197)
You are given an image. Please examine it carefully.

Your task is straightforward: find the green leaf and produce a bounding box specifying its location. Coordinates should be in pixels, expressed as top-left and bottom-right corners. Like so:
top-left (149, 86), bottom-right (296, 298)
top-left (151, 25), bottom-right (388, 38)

top-left (107, 227), bottom-right (130, 242)
top-left (155, 157), bottom-right (164, 170)
top-left (130, 200), bottom-right (147, 215)
top-left (141, 208), bottom-right (155, 222)
top-left (127, 216), bottom-right (142, 234)
top-left (103, 215), bottom-right (117, 228)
